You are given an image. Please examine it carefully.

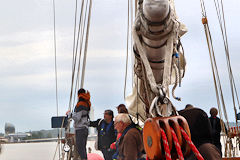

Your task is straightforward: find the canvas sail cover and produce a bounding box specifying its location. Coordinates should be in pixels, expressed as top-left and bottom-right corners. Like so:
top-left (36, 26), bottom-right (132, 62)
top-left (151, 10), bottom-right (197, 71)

top-left (126, 0), bottom-right (187, 120)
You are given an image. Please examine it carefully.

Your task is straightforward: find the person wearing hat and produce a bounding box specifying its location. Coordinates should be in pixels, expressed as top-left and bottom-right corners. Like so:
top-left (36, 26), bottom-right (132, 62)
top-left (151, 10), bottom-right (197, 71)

top-left (66, 88), bottom-right (91, 160)
top-left (89, 109), bottom-right (116, 160)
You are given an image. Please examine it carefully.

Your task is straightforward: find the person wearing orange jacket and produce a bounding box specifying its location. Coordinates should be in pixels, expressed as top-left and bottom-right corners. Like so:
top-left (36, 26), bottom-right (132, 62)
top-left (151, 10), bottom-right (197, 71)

top-left (66, 88), bottom-right (91, 160)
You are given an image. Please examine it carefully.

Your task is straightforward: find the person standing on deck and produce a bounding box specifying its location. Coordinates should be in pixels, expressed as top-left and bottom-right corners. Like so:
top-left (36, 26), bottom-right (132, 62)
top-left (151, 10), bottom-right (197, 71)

top-left (209, 107), bottom-right (224, 155)
top-left (89, 109), bottom-right (116, 160)
top-left (66, 88), bottom-right (91, 160)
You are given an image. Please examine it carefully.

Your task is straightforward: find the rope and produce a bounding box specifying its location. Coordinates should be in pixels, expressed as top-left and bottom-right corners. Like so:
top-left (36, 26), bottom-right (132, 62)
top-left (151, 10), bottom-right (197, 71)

top-left (52, 0), bottom-right (61, 159)
top-left (53, 142), bottom-right (60, 160)
top-left (170, 127), bottom-right (184, 160)
top-left (158, 127), bottom-right (203, 160)
top-left (52, 0), bottom-right (59, 118)
top-left (171, 63), bottom-right (181, 101)
top-left (136, 77), bottom-right (139, 123)
top-left (52, 0), bottom-right (93, 159)
top-left (124, 0), bottom-right (130, 99)
top-left (69, 0), bottom-right (85, 110)
top-left (160, 128), bottom-right (172, 160)
top-left (73, 0), bottom-right (89, 108)
top-left (56, 1), bottom-right (86, 160)
top-left (200, 0), bottom-right (230, 131)
top-left (203, 20), bottom-right (230, 136)
top-left (80, 0), bottom-right (92, 88)
top-left (213, 0), bottom-right (239, 126)
top-left (203, 19), bottom-right (229, 153)
top-left (130, 0), bottom-right (134, 88)
top-left (180, 127), bottom-right (204, 160)
top-left (72, 0), bottom-right (78, 72)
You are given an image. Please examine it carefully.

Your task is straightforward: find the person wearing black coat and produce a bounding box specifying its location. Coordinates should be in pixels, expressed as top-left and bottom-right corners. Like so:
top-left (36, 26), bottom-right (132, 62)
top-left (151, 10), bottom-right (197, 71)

top-left (209, 107), bottom-right (224, 155)
top-left (90, 109), bottom-right (117, 160)
top-left (179, 106), bottom-right (221, 159)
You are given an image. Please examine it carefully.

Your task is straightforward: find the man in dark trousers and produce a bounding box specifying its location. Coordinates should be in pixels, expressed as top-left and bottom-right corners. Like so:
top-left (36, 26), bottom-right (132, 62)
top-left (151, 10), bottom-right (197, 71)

top-left (90, 109), bottom-right (116, 160)
top-left (209, 107), bottom-right (223, 155)
top-left (66, 88), bottom-right (91, 160)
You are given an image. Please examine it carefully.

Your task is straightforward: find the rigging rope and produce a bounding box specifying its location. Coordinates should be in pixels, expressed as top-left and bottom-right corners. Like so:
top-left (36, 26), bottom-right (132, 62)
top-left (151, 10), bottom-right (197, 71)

top-left (153, 126), bottom-right (203, 160)
top-left (52, 0), bottom-right (61, 159)
top-left (199, 0), bottom-right (240, 156)
top-left (54, 1), bottom-right (85, 160)
top-left (160, 128), bottom-right (172, 160)
top-left (213, 0), bottom-right (240, 125)
top-left (170, 127), bottom-right (184, 160)
top-left (180, 127), bottom-right (204, 160)
top-left (130, 0), bottom-right (134, 88)
top-left (52, 0), bottom-right (59, 118)
top-left (80, 0), bottom-right (92, 88)
top-left (69, 0), bottom-right (85, 111)
top-left (73, 0), bottom-right (89, 108)
top-left (62, 1), bottom-right (93, 159)
top-left (52, 0), bottom-right (93, 159)
top-left (72, 0), bottom-right (78, 73)
top-left (199, 0), bottom-right (230, 130)
top-left (124, 0), bottom-right (130, 99)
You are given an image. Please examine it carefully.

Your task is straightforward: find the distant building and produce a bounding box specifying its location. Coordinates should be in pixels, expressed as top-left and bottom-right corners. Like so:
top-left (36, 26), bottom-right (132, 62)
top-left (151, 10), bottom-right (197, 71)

top-left (5, 123), bottom-right (15, 135)
top-left (4, 123), bottom-right (31, 142)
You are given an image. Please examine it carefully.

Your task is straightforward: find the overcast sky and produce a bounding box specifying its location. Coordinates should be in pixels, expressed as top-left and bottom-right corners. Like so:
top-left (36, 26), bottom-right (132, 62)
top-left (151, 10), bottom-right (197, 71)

top-left (0, 0), bottom-right (240, 133)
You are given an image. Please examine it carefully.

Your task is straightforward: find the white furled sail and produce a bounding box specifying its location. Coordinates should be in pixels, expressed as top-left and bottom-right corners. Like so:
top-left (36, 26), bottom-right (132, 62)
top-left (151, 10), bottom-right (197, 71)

top-left (126, 0), bottom-right (187, 120)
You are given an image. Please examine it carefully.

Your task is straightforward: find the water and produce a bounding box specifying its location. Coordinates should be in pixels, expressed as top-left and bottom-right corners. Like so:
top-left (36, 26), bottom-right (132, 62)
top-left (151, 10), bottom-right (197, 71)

top-left (0, 141), bottom-right (102, 160)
